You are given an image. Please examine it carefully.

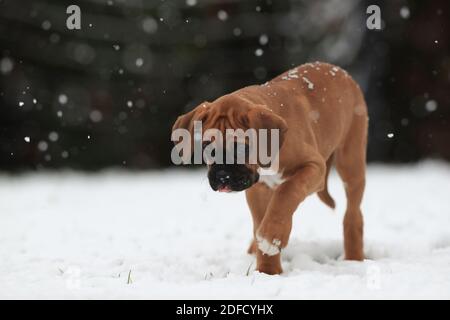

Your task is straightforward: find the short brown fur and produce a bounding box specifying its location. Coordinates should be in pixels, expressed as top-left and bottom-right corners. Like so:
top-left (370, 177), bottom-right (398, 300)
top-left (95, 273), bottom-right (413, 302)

top-left (173, 62), bottom-right (368, 274)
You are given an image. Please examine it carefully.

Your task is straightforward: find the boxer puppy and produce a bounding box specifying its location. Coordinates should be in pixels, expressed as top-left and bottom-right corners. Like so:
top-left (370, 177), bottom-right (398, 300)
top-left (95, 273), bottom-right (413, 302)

top-left (172, 62), bottom-right (368, 275)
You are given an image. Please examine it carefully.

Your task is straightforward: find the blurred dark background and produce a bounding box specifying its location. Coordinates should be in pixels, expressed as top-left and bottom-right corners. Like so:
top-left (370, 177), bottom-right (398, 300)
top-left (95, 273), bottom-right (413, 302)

top-left (0, 0), bottom-right (449, 171)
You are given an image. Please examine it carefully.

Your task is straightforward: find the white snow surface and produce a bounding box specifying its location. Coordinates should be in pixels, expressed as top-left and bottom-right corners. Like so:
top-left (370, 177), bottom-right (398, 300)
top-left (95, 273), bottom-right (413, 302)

top-left (1, 162), bottom-right (450, 299)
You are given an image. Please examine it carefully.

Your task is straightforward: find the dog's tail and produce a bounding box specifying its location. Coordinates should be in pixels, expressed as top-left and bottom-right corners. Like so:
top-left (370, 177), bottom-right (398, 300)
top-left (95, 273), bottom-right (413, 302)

top-left (317, 154), bottom-right (336, 209)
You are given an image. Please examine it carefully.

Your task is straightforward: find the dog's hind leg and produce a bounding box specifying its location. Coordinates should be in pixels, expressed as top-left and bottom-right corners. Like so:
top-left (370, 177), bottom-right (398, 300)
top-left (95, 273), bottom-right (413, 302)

top-left (245, 184), bottom-right (273, 254)
top-left (335, 105), bottom-right (368, 261)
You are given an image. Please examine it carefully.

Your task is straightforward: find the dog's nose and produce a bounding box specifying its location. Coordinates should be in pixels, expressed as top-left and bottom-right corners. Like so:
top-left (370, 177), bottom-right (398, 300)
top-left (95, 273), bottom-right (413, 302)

top-left (215, 169), bottom-right (230, 183)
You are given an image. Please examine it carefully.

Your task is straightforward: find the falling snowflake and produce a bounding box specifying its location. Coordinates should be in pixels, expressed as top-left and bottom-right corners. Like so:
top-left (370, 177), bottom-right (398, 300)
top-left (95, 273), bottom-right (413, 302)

top-left (58, 94), bottom-right (68, 105)
top-left (255, 48), bottom-right (264, 56)
top-left (233, 28), bottom-right (242, 36)
top-left (135, 58), bottom-right (144, 67)
top-left (425, 100), bottom-right (438, 112)
top-left (37, 141), bottom-right (48, 152)
top-left (217, 10), bottom-right (228, 21)
top-left (24, 136), bottom-right (30, 143)
top-left (90, 110), bottom-right (103, 123)
top-left (259, 34), bottom-right (268, 45)
top-left (0, 57), bottom-right (14, 74)
top-left (49, 131), bottom-right (59, 142)
top-left (400, 6), bottom-right (410, 19)
top-left (41, 20), bottom-right (51, 30)
top-left (142, 17), bottom-right (158, 34)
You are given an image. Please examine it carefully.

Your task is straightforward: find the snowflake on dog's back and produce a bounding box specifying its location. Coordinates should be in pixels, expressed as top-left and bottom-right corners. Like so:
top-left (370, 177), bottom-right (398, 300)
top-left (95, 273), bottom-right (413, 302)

top-left (302, 76), bottom-right (314, 90)
top-left (328, 65), bottom-right (349, 78)
top-left (281, 68), bottom-right (299, 80)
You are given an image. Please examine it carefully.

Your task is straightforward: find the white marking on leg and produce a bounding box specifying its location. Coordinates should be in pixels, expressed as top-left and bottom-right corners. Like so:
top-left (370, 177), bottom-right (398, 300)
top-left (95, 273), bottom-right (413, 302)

top-left (256, 234), bottom-right (281, 256)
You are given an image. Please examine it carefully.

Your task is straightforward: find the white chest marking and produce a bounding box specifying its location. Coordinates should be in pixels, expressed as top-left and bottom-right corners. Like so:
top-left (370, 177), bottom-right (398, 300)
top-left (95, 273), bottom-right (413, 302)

top-left (257, 169), bottom-right (285, 189)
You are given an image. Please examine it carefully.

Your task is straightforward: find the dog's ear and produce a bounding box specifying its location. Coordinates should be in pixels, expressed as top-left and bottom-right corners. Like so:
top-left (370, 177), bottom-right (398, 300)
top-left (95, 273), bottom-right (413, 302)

top-left (245, 104), bottom-right (288, 149)
top-left (172, 102), bottom-right (210, 143)
top-left (171, 103), bottom-right (211, 163)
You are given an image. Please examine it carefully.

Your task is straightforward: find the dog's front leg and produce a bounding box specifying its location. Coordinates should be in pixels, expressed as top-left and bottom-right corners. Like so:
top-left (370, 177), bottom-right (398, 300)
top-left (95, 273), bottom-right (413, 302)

top-left (255, 161), bottom-right (325, 274)
top-left (245, 184), bottom-right (274, 254)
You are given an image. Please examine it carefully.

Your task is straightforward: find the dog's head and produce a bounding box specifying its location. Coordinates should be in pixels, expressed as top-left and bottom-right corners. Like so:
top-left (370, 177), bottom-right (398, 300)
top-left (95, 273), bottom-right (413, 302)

top-left (172, 95), bottom-right (288, 192)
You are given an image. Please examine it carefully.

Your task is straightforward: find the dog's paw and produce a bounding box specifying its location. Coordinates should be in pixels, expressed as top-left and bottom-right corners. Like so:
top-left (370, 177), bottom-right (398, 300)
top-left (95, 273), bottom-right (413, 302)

top-left (255, 219), bottom-right (291, 256)
top-left (257, 262), bottom-right (283, 275)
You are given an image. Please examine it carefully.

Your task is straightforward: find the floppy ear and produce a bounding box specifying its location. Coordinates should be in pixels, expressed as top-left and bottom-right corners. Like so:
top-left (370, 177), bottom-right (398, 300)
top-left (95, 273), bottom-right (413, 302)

top-left (245, 105), bottom-right (288, 148)
top-left (172, 103), bottom-right (210, 143)
top-left (171, 103), bottom-right (211, 164)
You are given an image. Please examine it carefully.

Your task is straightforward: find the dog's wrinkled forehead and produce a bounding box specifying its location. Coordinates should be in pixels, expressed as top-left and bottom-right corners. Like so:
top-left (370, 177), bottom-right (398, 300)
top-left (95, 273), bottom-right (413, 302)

top-left (172, 94), bottom-right (288, 156)
top-left (202, 97), bottom-right (252, 133)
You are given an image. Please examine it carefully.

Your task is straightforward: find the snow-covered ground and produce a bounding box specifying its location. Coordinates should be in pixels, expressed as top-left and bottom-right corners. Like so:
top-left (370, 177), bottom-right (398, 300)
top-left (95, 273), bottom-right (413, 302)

top-left (1, 161), bottom-right (450, 299)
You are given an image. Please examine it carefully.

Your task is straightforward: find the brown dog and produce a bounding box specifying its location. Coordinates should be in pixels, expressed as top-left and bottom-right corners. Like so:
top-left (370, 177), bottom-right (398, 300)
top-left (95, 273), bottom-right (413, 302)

top-left (172, 62), bottom-right (368, 274)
